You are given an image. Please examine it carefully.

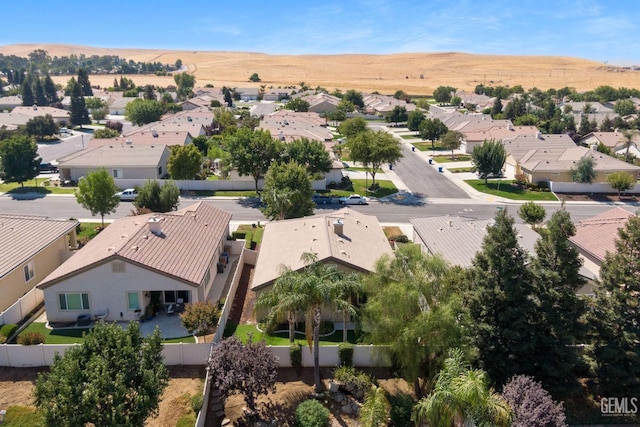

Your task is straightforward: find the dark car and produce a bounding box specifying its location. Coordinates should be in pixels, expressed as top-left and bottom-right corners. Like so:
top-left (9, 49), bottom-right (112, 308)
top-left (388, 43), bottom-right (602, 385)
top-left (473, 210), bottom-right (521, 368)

top-left (312, 193), bottom-right (333, 204)
top-left (39, 162), bottom-right (59, 173)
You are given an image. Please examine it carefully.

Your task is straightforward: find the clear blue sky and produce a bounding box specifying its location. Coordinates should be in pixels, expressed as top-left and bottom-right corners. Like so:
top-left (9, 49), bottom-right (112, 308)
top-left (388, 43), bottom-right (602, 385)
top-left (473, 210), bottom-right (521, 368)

top-left (2, 0), bottom-right (639, 65)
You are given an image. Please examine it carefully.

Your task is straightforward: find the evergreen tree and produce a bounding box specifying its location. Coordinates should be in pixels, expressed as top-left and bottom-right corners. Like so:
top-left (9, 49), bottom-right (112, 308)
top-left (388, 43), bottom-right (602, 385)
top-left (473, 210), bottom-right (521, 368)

top-left (68, 78), bottom-right (91, 128)
top-left (77, 68), bottom-right (93, 96)
top-left (529, 209), bottom-right (586, 397)
top-left (467, 209), bottom-right (536, 388)
top-left (43, 74), bottom-right (59, 104)
top-left (21, 79), bottom-right (34, 106)
top-left (34, 78), bottom-right (47, 106)
top-left (590, 214), bottom-right (640, 397)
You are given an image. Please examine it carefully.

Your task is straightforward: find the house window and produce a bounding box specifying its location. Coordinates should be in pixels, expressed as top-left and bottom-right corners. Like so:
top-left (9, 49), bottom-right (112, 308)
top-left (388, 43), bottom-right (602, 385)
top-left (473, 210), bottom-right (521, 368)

top-left (24, 261), bottom-right (35, 282)
top-left (59, 293), bottom-right (90, 310)
top-left (127, 292), bottom-right (140, 310)
top-left (158, 166), bottom-right (163, 176)
top-left (112, 168), bottom-right (123, 179)
top-left (204, 268), bottom-right (211, 286)
top-left (112, 261), bottom-right (126, 273)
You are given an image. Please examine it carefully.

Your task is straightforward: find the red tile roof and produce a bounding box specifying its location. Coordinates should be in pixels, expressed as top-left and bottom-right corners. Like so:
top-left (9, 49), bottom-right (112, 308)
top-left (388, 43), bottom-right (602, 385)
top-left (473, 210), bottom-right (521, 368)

top-left (569, 207), bottom-right (635, 264)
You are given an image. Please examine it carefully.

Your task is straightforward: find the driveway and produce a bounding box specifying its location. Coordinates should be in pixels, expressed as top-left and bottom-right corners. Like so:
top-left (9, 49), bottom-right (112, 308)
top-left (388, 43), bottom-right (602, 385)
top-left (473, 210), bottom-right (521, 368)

top-left (392, 142), bottom-right (470, 199)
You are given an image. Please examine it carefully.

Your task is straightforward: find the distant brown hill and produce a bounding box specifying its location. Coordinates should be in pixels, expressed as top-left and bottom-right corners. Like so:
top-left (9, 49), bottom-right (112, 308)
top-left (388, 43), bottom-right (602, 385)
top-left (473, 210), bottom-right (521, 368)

top-left (2, 43), bottom-right (640, 95)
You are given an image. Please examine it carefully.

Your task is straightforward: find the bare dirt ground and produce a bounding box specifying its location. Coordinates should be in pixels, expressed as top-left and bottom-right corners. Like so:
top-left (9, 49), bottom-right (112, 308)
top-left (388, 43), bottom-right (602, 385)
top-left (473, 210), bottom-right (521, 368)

top-left (3, 43), bottom-right (640, 95)
top-left (225, 367), bottom-right (414, 427)
top-left (0, 365), bottom-right (205, 426)
top-left (557, 193), bottom-right (640, 203)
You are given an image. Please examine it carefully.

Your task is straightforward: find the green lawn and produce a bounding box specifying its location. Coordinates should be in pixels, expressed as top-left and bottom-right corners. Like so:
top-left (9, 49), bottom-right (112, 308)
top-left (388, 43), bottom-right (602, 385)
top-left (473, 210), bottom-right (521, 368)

top-left (226, 323), bottom-right (360, 345)
top-left (206, 174), bottom-right (220, 181)
top-left (411, 142), bottom-right (448, 152)
top-left (17, 322), bottom-right (194, 344)
top-left (186, 189), bottom-right (258, 197)
top-left (465, 179), bottom-right (559, 201)
top-left (3, 406), bottom-right (44, 426)
top-left (76, 222), bottom-right (104, 241)
top-left (0, 179), bottom-right (76, 195)
top-left (328, 179), bottom-right (397, 198)
top-left (400, 134), bottom-right (420, 140)
top-left (447, 167), bottom-right (474, 173)
top-left (234, 224), bottom-right (264, 248)
top-left (433, 155), bottom-right (472, 163)
top-left (344, 166), bottom-right (384, 173)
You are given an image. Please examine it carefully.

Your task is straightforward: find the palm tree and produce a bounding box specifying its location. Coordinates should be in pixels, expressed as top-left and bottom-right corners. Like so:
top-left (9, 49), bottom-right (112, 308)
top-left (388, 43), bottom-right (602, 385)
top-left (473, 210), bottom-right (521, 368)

top-left (412, 348), bottom-right (512, 427)
top-left (255, 268), bottom-right (305, 343)
top-left (359, 385), bottom-right (390, 427)
top-left (620, 129), bottom-right (638, 163)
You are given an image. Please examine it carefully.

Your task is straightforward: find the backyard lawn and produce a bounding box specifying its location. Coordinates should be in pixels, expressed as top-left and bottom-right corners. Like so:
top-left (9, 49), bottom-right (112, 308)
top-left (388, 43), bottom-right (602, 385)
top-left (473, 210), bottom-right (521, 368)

top-left (465, 179), bottom-right (559, 201)
top-left (225, 323), bottom-right (361, 346)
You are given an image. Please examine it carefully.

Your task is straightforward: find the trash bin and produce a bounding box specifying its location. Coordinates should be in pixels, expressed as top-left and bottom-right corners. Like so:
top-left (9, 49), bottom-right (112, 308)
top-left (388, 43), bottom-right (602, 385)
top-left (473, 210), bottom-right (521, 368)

top-left (411, 146), bottom-right (416, 152)
top-left (389, 163), bottom-right (393, 170)
top-left (77, 314), bottom-right (91, 326)
top-left (428, 159), bottom-right (433, 165)
top-left (438, 166), bottom-right (443, 173)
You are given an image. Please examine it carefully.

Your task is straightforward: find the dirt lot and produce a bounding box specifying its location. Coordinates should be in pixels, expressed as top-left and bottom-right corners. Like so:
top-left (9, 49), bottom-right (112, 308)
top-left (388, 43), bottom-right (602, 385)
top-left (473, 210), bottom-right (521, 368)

top-left (0, 365), bottom-right (205, 426)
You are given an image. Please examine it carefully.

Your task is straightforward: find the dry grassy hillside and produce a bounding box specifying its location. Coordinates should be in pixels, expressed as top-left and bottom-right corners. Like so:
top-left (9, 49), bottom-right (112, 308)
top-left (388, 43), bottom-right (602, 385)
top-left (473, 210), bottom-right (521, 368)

top-left (3, 43), bottom-right (640, 95)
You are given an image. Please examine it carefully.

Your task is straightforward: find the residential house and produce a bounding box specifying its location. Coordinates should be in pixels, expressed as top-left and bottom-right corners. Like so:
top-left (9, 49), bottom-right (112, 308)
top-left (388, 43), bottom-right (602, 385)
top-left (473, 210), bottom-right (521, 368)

top-left (236, 88), bottom-right (260, 101)
top-left (57, 143), bottom-right (171, 181)
top-left (11, 105), bottom-right (69, 124)
top-left (363, 93), bottom-right (416, 115)
top-left (411, 215), bottom-right (596, 293)
top-left (252, 208), bottom-right (393, 297)
top-left (126, 122), bottom-right (206, 138)
top-left (107, 97), bottom-right (136, 116)
top-left (89, 131), bottom-right (192, 148)
top-left (262, 88), bottom-right (295, 102)
top-left (579, 131), bottom-right (640, 158)
top-left (453, 91), bottom-right (495, 111)
top-left (250, 103), bottom-right (280, 118)
top-left (461, 124), bottom-right (539, 156)
top-left (38, 202), bottom-right (232, 323)
top-left (301, 92), bottom-right (342, 113)
top-left (0, 112), bottom-right (31, 129)
top-left (0, 215), bottom-right (78, 312)
top-left (260, 110), bottom-right (333, 143)
top-left (569, 207), bottom-right (634, 279)
top-left (0, 95), bottom-right (24, 111)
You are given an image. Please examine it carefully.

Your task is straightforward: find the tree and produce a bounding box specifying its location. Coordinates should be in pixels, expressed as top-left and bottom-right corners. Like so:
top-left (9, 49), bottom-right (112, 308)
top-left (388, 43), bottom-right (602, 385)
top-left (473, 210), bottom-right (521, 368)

top-left (590, 214), bottom-right (640, 397)
top-left (68, 78), bottom-right (91, 128)
top-left (92, 108), bottom-right (108, 122)
top-left (92, 128), bottom-right (120, 139)
top-left (607, 171), bottom-right (635, 196)
top-left (570, 156), bottom-right (596, 183)
top-left (85, 97), bottom-right (107, 110)
top-left (518, 201), bottom-right (546, 227)
top-left (25, 114), bottom-right (58, 139)
top-left (213, 107), bottom-right (237, 133)
top-left (34, 78), bottom-right (47, 106)
top-left (450, 96), bottom-right (462, 107)
top-left (260, 161), bottom-right (314, 220)
top-left (174, 72), bottom-right (195, 100)
top-left (0, 135), bottom-right (41, 187)
top-left (467, 209), bottom-right (537, 388)
top-left (433, 86), bottom-right (456, 104)
top-left (282, 137), bottom-right (331, 177)
top-left (75, 168), bottom-right (120, 227)
top-left (348, 130), bottom-right (402, 187)
top-left (106, 120), bottom-right (124, 133)
top-left (502, 375), bottom-right (567, 427)
top-left (360, 385), bottom-right (390, 427)
top-left (491, 97), bottom-right (503, 117)
top-left (385, 105), bottom-right (408, 126)
top-left (337, 116), bottom-right (367, 139)
top-left (471, 138), bottom-right (506, 184)
top-left (440, 130), bottom-right (464, 160)
top-left (614, 98), bottom-right (636, 116)
top-left (223, 128), bottom-right (282, 192)
top-left (207, 336), bottom-right (278, 413)
top-left (418, 118), bottom-right (449, 149)
top-left (179, 301), bottom-right (221, 338)
top-left (167, 145), bottom-right (202, 180)
top-left (284, 98), bottom-right (310, 112)
top-left (529, 209), bottom-right (586, 397)
top-left (619, 129), bottom-right (638, 163)
top-left (21, 79), bottom-right (34, 106)
top-left (248, 72), bottom-right (261, 82)
top-left (142, 84), bottom-right (155, 100)
top-left (124, 99), bottom-right (164, 126)
top-left (362, 245), bottom-right (466, 398)
top-left (344, 89), bottom-right (364, 108)
top-left (43, 74), bottom-right (59, 105)
top-left (34, 322), bottom-right (168, 427)
top-left (134, 180), bottom-right (180, 212)
top-left (412, 348), bottom-right (512, 427)
top-left (256, 269), bottom-right (305, 343)
top-left (174, 59), bottom-right (183, 69)
top-left (406, 110), bottom-right (426, 132)
top-left (77, 68), bottom-right (93, 96)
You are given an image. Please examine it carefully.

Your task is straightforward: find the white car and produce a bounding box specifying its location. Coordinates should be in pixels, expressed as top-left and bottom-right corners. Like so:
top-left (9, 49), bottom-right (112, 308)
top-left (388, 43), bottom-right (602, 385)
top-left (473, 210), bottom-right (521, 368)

top-left (115, 188), bottom-right (138, 201)
top-left (338, 194), bottom-right (367, 205)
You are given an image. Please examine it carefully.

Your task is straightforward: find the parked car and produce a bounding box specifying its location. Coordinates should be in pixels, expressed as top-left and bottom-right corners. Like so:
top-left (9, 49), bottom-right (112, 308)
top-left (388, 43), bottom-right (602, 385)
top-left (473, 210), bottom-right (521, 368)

top-left (338, 194), bottom-right (367, 205)
top-left (477, 171), bottom-right (504, 179)
top-left (312, 193), bottom-right (333, 204)
top-left (39, 162), bottom-right (59, 173)
top-left (115, 188), bottom-right (138, 201)
top-left (59, 127), bottom-right (71, 134)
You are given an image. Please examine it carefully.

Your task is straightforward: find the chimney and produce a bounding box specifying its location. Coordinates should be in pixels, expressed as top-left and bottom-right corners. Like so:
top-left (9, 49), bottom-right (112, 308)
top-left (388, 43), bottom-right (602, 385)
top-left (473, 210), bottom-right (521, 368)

top-left (507, 123), bottom-right (514, 131)
top-left (536, 131), bottom-right (543, 140)
top-left (333, 219), bottom-right (344, 236)
top-left (448, 219), bottom-right (453, 228)
top-left (147, 217), bottom-right (162, 235)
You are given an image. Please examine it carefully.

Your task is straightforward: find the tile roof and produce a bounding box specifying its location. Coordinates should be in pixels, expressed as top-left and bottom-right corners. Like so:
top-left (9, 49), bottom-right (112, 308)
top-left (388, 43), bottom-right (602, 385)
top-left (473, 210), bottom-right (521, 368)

top-left (252, 208), bottom-right (393, 290)
top-left (58, 144), bottom-right (170, 167)
top-left (0, 214), bottom-right (78, 280)
top-left (11, 106), bottom-right (69, 119)
top-left (569, 207), bottom-right (635, 264)
top-left (89, 131), bottom-right (191, 147)
top-left (410, 215), bottom-right (540, 267)
top-left (38, 202), bottom-right (232, 288)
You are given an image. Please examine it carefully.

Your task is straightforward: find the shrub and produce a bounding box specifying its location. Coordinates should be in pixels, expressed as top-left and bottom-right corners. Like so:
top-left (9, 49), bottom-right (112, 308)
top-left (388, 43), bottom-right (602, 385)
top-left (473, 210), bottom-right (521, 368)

top-left (290, 343), bottom-right (303, 376)
top-left (389, 394), bottom-right (415, 427)
top-left (295, 399), bottom-right (329, 427)
top-left (338, 343), bottom-right (354, 367)
top-left (105, 120), bottom-right (123, 133)
top-left (319, 321), bottom-right (334, 335)
top-left (537, 181), bottom-right (550, 191)
top-left (17, 331), bottom-right (45, 345)
top-left (0, 335), bottom-right (6, 344)
top-left (334, 366), bottom-right (372, 397)
top-left (340, 176), bottom-right (353, 190)
top-left (394, 234), bottom-right (409, 243)
top-left (0, 323), bottom-right (18, 339)
top-left (231, 230), bottom-right (247, 240)
top-left (190, 393), bottom-right (204, 414)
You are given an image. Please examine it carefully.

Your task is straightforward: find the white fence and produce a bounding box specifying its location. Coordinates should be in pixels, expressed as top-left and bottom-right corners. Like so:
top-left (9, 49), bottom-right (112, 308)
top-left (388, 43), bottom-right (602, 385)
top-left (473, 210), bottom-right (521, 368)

top-left (114, 178), bottom-right (327, 192)
top-left (269, 345), bottom-right (392, 368)
top-left (550, 181), bottom-right (640, 194)
top-left (0, 287), bottom-right (43, 326)
top-left (0, 342), bottom-right (211, 367)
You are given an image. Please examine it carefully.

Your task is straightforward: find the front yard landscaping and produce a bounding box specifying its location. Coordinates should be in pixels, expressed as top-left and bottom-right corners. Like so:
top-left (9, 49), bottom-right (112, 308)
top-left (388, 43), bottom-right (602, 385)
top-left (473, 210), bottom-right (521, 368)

top-left (447, 166), bottom-right (474, 173)
top-left (331, 178), bottom-right (398, 198)
top-left (0, 179), bottom-right (76, 195)
top-left (433, 154), bottom-right (472, 163)
top-left (411, 141), bottom-right (448, 151)
top-left (465, 179), bottom-right (559, 201)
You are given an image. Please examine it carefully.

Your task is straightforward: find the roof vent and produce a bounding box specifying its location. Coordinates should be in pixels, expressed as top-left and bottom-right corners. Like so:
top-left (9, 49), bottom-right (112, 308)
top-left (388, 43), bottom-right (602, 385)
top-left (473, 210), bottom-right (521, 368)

top-left (333, 219), bottom-right (344, 236)
top-left (148, 217), bottom-right (162, 235)
top-left (448, 220), bottom-right (453, 227)
top-left (125, 139), bottom-right (132, 144)
top-left (536, 131), bottom-right (543, 140)
top-left (152, 130), bottom-right (159, 137)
